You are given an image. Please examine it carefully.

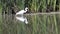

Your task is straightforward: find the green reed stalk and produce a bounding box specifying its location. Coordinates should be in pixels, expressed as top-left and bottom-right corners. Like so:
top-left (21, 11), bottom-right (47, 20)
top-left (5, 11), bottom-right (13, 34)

top-left (53, 15), bottom-right (58, 34)
top-left (59, 3), bottom-right (60, 11)
top-left (32, 15), bottom-right (37, 34)
top-left (16, 0), bottom-right (25, 9)
top-left (31, 0), bottom-right (36, 12)
top-left (38, 15), bottom-right (43, 34)
top-left (47, 16), bottom-right (50, 24)
top-left (47, 0), bottom-right (50, 5)
top-left (42, 15), bottom-right (47, 34)
top-left (53, 0), bottom-right (56, 11)
top-left (42, 0), bottom-right (46, 12)
top-left (0, 15), bottom-right (2, 34)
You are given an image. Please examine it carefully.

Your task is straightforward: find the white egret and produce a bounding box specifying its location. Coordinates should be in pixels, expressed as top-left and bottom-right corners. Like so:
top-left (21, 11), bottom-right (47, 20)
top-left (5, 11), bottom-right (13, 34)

top-left (16, 7), bottom-right (28, 15)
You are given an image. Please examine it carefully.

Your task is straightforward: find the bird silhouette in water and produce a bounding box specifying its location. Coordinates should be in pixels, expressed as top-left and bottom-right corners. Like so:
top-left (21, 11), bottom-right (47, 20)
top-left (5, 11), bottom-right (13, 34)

top-left (16, 16), bottom-right (28, 24)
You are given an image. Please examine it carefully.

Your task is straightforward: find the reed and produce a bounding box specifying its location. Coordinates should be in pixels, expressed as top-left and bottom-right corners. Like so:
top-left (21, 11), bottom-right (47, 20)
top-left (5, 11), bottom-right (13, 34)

top-left (0, 0), bottom-right (60, 12)
top-left (0, 0), bottom-right (60, 34)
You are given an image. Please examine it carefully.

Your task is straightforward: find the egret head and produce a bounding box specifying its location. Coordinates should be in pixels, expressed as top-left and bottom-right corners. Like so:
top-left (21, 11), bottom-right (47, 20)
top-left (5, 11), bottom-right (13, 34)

top-left (24, 7), bottom-right (28, 11)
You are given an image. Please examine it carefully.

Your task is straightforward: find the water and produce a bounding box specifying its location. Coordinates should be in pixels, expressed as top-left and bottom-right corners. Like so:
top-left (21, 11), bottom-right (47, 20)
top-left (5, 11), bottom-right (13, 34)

top-left (0, 13), bottom-right (60, 34)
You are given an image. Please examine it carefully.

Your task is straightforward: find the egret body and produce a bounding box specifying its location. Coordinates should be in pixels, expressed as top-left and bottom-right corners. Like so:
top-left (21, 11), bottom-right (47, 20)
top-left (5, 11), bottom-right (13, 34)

top-left (16, 7), bottom-right (28, 15)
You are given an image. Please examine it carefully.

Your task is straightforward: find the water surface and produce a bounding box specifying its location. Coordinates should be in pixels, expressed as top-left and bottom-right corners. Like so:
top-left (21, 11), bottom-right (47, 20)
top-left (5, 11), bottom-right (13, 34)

top-left (0, 13), bottom-right (60, 34)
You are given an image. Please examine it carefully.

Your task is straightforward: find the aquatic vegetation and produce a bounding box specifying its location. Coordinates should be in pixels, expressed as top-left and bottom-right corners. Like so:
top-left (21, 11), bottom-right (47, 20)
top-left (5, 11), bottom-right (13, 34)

top-left (0, 0), bottom-right (60, 34)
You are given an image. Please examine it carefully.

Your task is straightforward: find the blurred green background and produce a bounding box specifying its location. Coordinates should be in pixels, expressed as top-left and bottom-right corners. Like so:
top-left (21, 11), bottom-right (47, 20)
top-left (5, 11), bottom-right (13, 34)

top-left (0, 0), bottom-right (60, 13)
top-left (0, 0), bottom-right (60, 34)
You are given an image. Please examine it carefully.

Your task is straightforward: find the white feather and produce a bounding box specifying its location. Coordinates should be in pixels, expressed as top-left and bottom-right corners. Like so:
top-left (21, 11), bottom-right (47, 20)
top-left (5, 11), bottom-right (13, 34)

top-left (16, 7), bottom-right (28, 15)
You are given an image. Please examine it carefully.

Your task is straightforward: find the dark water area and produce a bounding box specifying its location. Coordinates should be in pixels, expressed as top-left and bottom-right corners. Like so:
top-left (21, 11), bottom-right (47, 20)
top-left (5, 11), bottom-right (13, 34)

top-left (0, 13), bottom-right (60, 34)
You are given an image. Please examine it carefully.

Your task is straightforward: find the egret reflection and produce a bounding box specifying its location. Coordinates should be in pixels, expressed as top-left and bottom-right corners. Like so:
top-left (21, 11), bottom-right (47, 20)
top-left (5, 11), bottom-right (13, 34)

top-left (15, 15), bottom-right (28, 24)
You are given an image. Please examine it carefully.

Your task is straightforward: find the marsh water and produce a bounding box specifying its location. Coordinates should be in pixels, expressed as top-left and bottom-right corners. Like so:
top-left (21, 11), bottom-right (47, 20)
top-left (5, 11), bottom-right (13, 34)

top-left (0, 13), bottom-right (60, 34)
